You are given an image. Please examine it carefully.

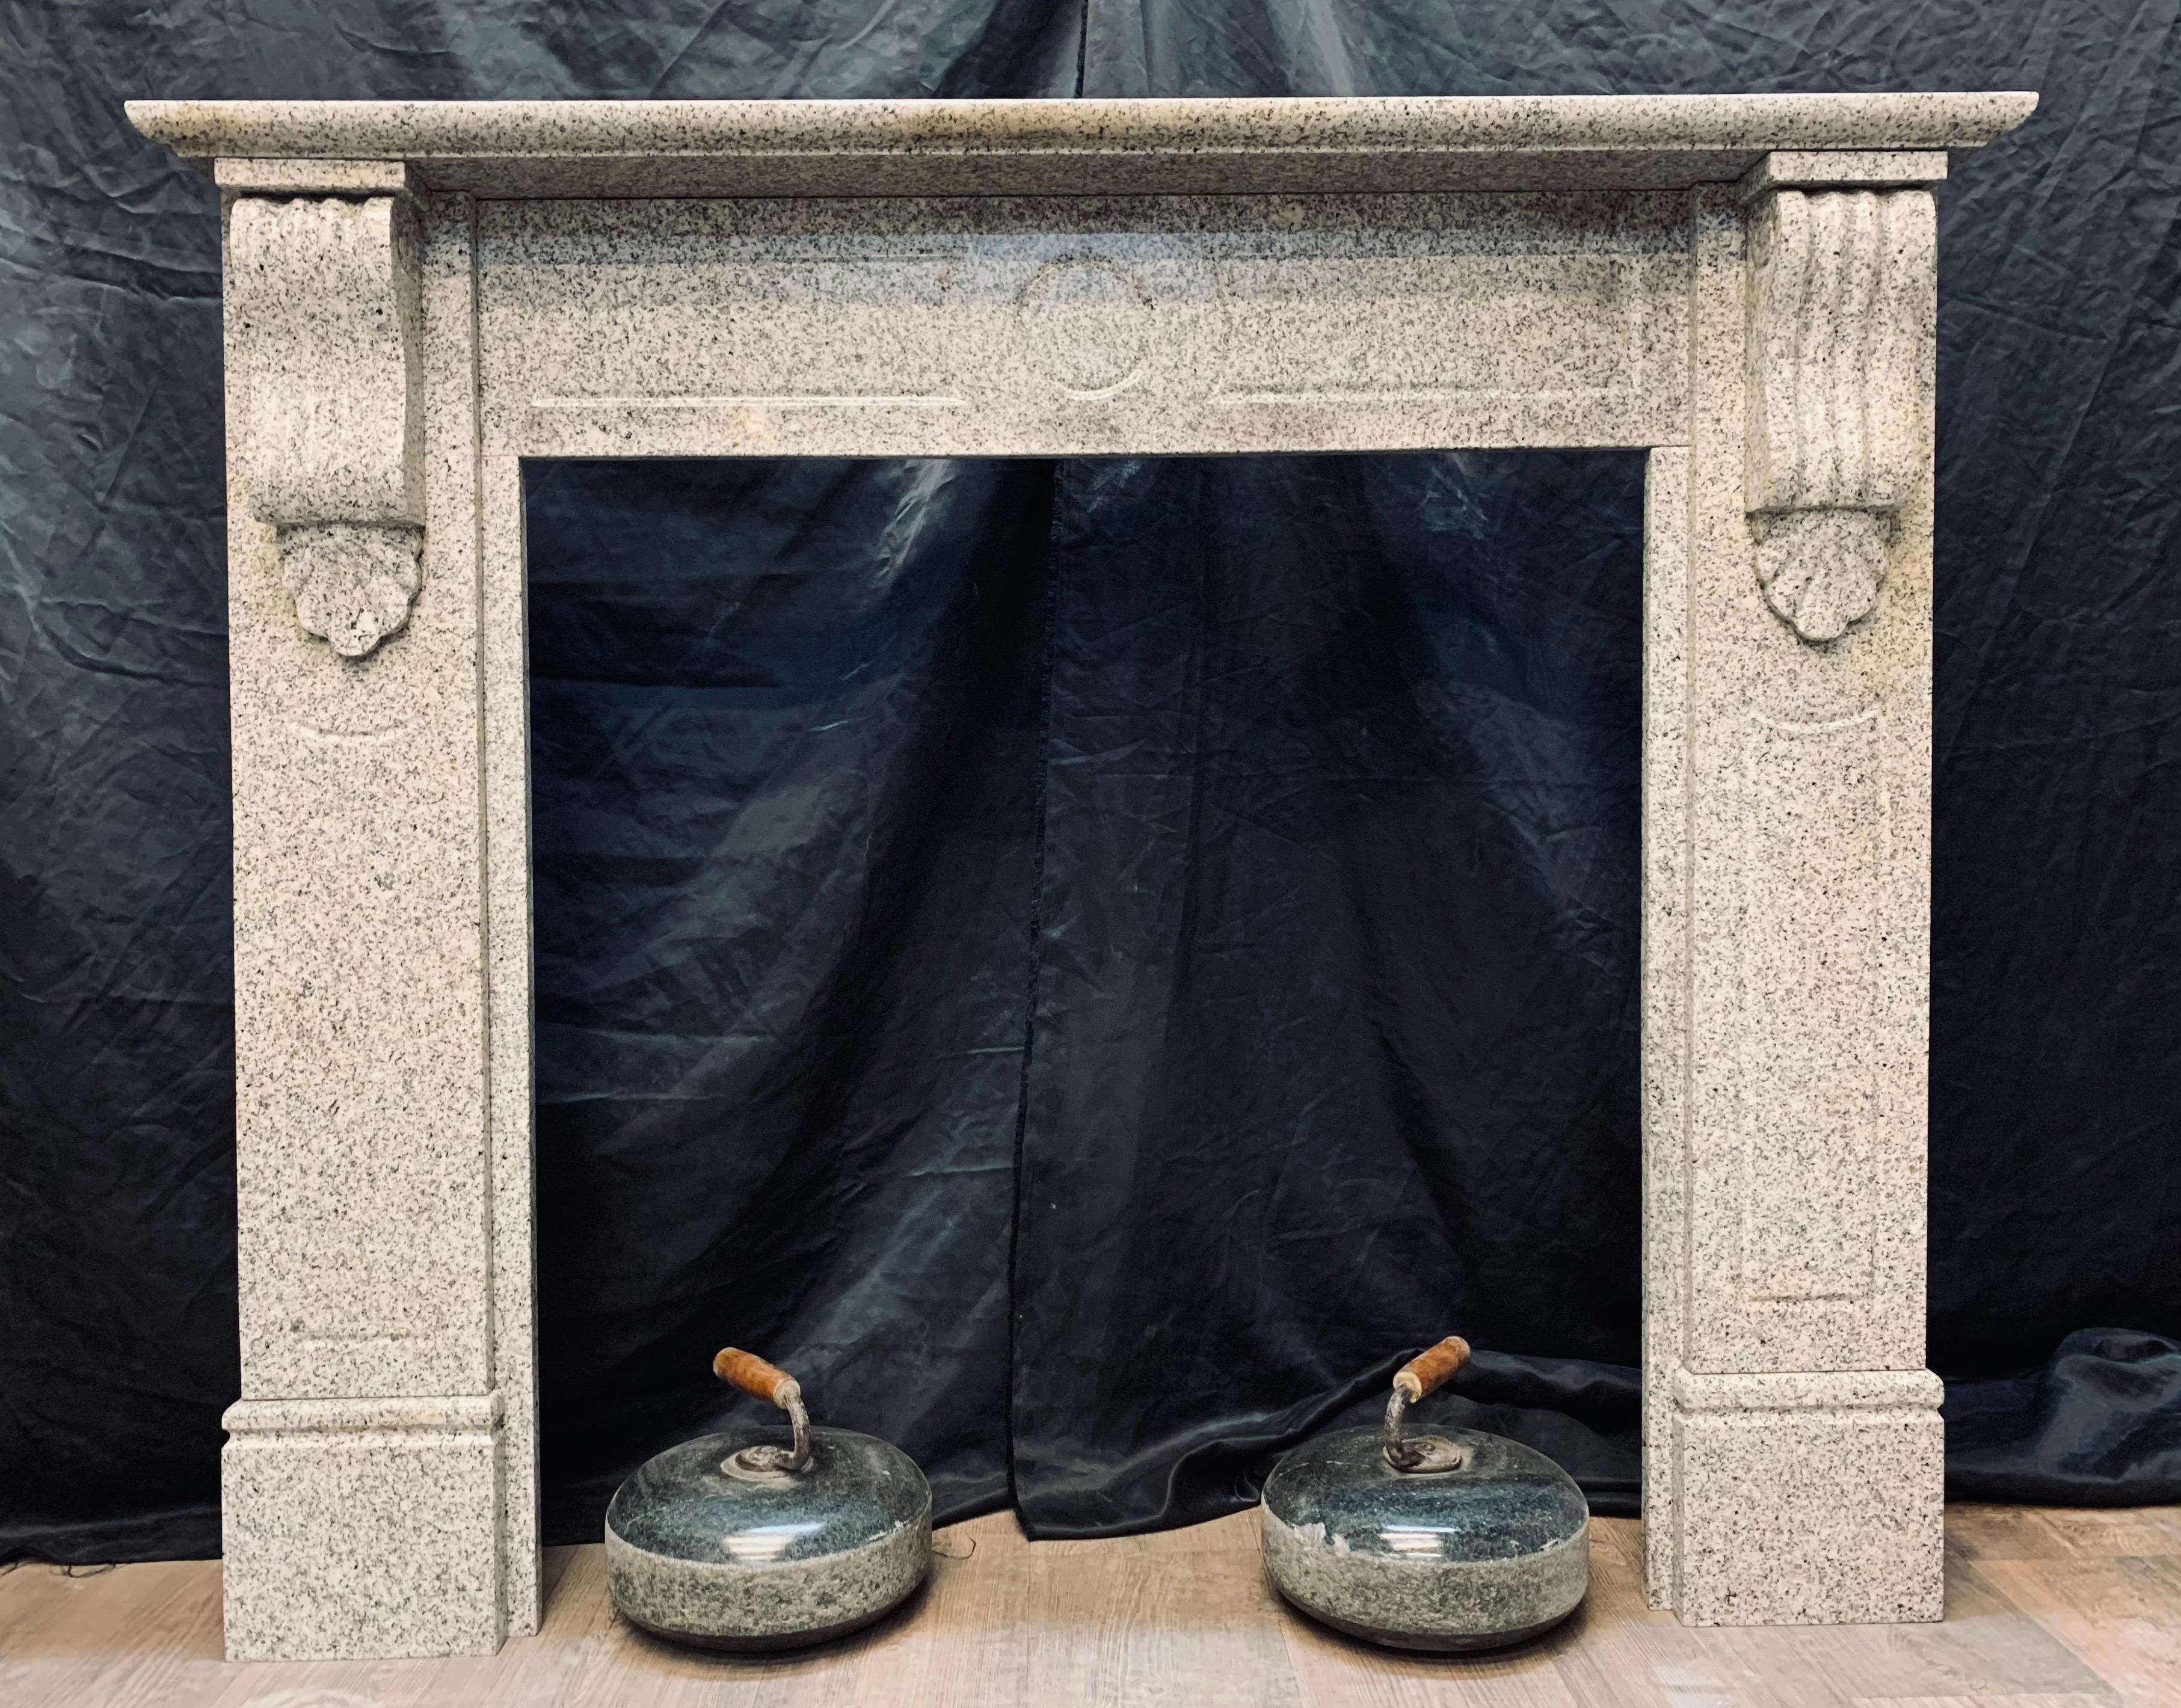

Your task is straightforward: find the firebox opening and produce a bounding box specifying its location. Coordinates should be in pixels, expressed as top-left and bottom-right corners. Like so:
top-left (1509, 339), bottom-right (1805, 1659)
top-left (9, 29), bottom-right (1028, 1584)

top-left (522, 451), bottom-right (1645, 1546)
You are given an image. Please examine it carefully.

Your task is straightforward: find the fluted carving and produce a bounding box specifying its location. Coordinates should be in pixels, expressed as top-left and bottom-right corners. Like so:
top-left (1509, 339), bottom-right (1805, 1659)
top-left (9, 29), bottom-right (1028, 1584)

top-left (1744, 188), bottom-right (1934, 642)
top-left (227, 195), bottom-right (424, 656)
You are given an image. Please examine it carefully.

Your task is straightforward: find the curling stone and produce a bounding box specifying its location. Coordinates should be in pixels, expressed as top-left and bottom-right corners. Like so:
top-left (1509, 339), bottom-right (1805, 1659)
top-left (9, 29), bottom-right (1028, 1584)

top-left (1262, 1336), bottom-right (1589, 1651)
top-left (605, 1347), bottom-right (932, 1650)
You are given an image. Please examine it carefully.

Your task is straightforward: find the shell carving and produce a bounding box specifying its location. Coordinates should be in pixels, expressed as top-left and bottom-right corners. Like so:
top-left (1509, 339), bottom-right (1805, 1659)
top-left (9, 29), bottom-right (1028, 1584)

top-left (227, 195), bottom-right (425, 661)
top-left (1744, 188), bottom-right (1933, 645)
top-left (1753, 510), bottom-right (1889, 644)
top-left (280, 523), bottom-right (423, 658)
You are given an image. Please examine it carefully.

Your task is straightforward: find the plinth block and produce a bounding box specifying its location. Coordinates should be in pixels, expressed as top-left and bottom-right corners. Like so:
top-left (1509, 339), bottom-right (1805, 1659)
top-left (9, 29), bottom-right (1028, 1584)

top-left (220, 1395), bottom-right (506, 1661)
top-left (1667, 1370), bottom-right (1945, 1626)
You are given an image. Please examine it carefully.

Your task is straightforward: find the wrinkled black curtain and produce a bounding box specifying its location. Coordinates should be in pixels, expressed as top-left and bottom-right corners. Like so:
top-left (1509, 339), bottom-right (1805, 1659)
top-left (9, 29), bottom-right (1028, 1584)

top-left (5, 0), bottom-right (2180, 1565)
top-left (526, 459), bottom-right (1054, 1532)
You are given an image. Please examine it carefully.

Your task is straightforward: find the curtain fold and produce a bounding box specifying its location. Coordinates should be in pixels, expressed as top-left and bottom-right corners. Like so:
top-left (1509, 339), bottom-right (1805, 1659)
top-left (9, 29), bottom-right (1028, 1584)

top-left (1010, 452), bottom-right (1646, 1535)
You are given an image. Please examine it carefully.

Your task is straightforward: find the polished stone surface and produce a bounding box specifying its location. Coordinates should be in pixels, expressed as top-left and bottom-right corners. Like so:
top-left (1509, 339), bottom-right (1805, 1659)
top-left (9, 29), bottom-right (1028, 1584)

top-left (605, 1428), bottom-right (931, 1650)
top-left (129, 93), bottom-right (2035, 198)
top-left (1263, 1427), bottom-right (1589, 1651)
top-left (220, 1396), bottom-right (504, 1661)
top-left (7, 1505), bottom-right (2163, 1708)
top-left (477, 192), bottom-right (1694, 460)
top-left (119, 89), bottom-right (2037, 1658)
top-left (1638, 182), bottom-right (1946, 1626)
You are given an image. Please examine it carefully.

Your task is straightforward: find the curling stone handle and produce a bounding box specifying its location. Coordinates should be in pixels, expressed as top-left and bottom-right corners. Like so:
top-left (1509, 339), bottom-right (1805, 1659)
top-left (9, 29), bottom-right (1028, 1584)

top-left (1392, 1337), bottom-right (1471, 1403)
top-left (714, 1347), bottom-right (800, 1408)
top-left (713, 1346), bottom-right (813, 1473)
top-left (1384, 1336), bottom-right (1472, 1473)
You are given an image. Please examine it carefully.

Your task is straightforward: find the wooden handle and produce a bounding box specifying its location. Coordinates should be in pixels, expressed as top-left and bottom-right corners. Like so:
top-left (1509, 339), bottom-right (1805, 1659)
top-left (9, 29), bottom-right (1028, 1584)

top-left (713, 1347), bottom-right (800, 1408)
top-left (1392, 1336), bottom-right (1471, 1402)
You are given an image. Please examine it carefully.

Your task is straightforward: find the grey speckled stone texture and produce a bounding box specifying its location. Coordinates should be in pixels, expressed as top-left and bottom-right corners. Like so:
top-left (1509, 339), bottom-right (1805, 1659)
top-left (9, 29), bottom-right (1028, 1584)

top-left (131, 94), bottom-right (2034, 198)
top-left (1670, 1371), bottom-right (1945, 1624)
top-left (1262, 1428), bottom-right (1589, 1651)
top-left (1641, 182), bottom-right (1946, 1626)
top-left (604, 1428), bottom-right (931, 1650)
top-left (221, 1396), bottom-right (505, 1660)
top-left (217, 188), bottom-right (518, 1662)
top-left (215, 156), bottom-right (419, 198)
top-left (476, 192), bottom-right (1694, 459)
top-left (120, 92), bottom-right (2035, 1658)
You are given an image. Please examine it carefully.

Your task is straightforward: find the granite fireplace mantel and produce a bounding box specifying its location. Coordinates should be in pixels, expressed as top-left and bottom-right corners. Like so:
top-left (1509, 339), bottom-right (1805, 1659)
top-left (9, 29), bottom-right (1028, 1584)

top-left (126, 91), bottom-right (2038, 1662)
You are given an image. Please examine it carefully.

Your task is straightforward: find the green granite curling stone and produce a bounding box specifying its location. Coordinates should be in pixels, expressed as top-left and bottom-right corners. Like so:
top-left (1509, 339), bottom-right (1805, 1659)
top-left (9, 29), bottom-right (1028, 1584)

top-left (606, 1347), bottom-right (932, 1651)
top-left (1262, 1336), bottom-right (1589, 1651)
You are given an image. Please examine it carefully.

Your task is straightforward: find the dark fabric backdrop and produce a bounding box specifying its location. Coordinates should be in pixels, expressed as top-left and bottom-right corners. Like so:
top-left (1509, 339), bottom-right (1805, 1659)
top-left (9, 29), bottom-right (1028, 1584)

top-left (3, 0), bottom-right (2177, 1564)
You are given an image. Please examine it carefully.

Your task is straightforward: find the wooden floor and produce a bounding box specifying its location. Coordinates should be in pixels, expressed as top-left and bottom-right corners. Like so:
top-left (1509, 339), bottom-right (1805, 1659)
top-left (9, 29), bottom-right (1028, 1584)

top-left (3, 1504), bottom-right (2177, 1707)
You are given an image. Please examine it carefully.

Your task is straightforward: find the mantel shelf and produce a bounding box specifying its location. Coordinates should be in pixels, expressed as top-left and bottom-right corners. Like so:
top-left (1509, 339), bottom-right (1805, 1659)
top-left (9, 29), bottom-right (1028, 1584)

top-left (126, 92), bottom-right (2037, 198)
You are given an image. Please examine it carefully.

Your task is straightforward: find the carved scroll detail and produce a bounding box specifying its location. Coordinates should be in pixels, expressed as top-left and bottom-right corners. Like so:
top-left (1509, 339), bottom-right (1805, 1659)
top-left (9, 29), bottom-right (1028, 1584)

top-left (227, 195), bottom-right (424, 656)
top-left (1744, 188), bottom-right (1933, 642)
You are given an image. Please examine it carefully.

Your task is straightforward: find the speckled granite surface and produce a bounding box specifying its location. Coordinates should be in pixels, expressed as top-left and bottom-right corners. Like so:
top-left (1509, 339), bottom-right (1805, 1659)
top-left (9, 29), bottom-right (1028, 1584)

top-left (122, 90), bottom-right (2033, 1659)
top-left (1670, 1372), bottom-right (1946, 1624)
top-left (218, 185), bottom-right (511, 1661)
top-left (1262, 1427), bottom-right (1589, 1651)
top-left (129, 94), bottom-right (2034, 198)
top-left (604, 1428), bottom-right (931, 1649)
top-left (220, 1396), bottom-right (505, 1660)
top-left (1638, 179), bottom-right (1947, 1626)
top-left (476, 191), bottom-right (1694, 459)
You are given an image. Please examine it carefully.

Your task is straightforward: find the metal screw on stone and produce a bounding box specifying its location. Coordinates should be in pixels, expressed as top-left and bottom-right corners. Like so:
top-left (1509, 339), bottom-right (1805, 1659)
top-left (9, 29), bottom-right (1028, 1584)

top-left (1263, 1334), bottom-right (1590, 1652)
top-left (604, 1346), bottom-right (933, 1651)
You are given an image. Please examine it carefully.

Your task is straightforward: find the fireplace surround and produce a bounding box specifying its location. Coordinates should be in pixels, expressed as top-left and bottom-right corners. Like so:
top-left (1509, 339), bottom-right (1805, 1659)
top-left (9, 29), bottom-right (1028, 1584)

top-left (125, 91), bottom-right (2038, 1661)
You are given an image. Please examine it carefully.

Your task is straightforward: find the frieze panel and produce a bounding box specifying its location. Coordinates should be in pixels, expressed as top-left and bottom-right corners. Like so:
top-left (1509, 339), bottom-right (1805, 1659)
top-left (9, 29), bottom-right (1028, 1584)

top-left (481, 194), bottom-right (1693, 456)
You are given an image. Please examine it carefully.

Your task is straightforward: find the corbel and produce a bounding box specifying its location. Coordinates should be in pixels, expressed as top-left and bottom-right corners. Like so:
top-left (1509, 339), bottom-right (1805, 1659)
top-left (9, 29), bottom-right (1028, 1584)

top-left (1742, 162), bottom-right (1938, 643)
top-left (225, 183), bottom-right (424, 657)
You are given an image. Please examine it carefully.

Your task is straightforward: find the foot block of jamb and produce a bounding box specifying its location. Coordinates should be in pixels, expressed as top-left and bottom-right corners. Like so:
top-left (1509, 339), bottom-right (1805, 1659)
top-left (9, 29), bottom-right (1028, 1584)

top-left (220, 1395), bottom-right (506, 1660)
top-left (1668, 1369), bottom-right (1945, 1626)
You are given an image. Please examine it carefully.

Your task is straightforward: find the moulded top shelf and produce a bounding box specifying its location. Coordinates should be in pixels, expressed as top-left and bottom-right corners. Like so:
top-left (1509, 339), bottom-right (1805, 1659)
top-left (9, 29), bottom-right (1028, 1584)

top-left (125, 92), bottom-right (2038, 200)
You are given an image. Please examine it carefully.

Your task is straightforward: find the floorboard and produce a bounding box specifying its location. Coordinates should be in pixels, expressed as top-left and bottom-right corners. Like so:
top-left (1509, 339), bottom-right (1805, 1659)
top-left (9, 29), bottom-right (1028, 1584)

top-left (1, 1507), bottom-right (2174, 1707)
